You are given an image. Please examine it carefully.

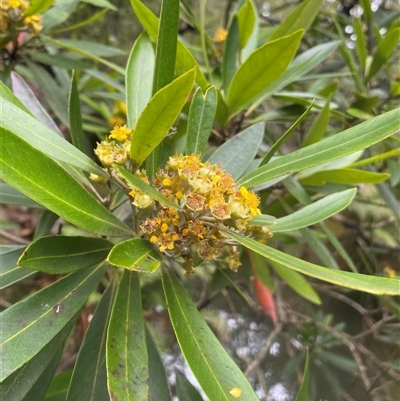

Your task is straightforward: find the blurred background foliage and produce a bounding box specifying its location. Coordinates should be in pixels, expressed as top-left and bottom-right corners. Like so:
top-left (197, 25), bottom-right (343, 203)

top-left (1, 0), bottom-right (399, 400)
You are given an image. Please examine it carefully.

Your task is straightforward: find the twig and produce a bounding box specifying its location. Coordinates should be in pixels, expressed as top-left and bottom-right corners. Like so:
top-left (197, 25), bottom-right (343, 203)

top-left (0, 230), bottom-right (30, 245)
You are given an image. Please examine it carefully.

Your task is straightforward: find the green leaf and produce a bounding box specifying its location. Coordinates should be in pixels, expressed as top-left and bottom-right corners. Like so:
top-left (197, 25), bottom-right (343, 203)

top-left (10, 71), bottom-right (64, 136)
top-left (248, 251), bottom-right (275, 291)
top-left (248, 214), bottom-right (277, 228)
top-left (237, 0), bottom-right (256, 49)
top-left (24, 0), bottom-right (55, 17)
top-left (146, 328), bottom-right (171, 401)
top-left (260, 101), bottom-right (314, 166)
top-left (367, 28), bottom-right (400, 81)
top-left (81, 0), bottom-right (116, 10)
top-left (0, 130), bottom-right (131, 237)
top-left (272, 189), bottom-right (356, 232)
top-left (226, 30), bottom-right (303, 115)
top-left (353, 18), bottom-right (367, 71)
top-left (0, 264), bottom-right (106, 381)
top-left (162, 267), bottom-right (259, 401)
top-left (107, 270), bottom-right (149, 401)
top-left (301, 98), bottom-right (330, 148)
top-left (129, 69), bottom-right (195, 169)
top-left (112, 164), bottom-right (181, 210)
top-left (55, 39), bottom-right (125, 57)
top-left (0, 183), bottom-right (44, 208)
top-left (126, 33), bottom-right (154, 128)
top-left (300, 169), bottom-right (390, 185)
top-left (246, 41), bottom-right (339, 114)
top-left (224, 229), bottom-right (400, 295)
top-left (0, 98), bottom-right (107, 178)
top-left (222, 16), bottom-right (239, 94)
top-left (269, 0), bottom-right (323, 40)
top-left (129, 0), bottom-right (208, 89)
top-left (0, 246), bottom-right (34, 290)
top-left (185, 86), bottom-right (217, 156)
top-left (41, 35), bottom-right (125, 75)
top-left (152, 0), bottom-right (179, 93)
top-left (0, 312), bottom-right (77, 401)
top-left (107, 238), bottom-right (161, 273)
top-left (210, 122), bottom-right (264, 180)
top-left (176, 372), bottom-right (203, 401)
top-left (67, 278), bottom-right (118, 401)
top-left (18, 236), bottom-right (112, 274)
top-left (270, 262), bottom-right (321, 304)
top-left (23, 345), bottom-right (64, 401)
top-left (0, 78), bottom-right (31, 115)
top-left (238, 109), bottom-right (399, 187)
top-left (295, 349), bottom-right (310, 401)
top-left (34, 210), bottom-right (59, 240)
top-left (69, 71), bottom-right (85, 153)
top-left (27, 62), bottom-right (69, 127)
top-left (45, 370), bottom-right (73, 401)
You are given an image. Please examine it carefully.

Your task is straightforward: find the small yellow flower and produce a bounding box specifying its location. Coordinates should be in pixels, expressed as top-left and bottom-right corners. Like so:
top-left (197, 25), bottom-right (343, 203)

top-left (109, 124), bottom-right (131, 142)
top-left (214, 27), bottom-right (228, 43)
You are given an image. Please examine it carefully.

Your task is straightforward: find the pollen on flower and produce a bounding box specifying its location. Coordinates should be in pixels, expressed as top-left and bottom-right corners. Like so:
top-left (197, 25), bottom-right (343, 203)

top-left (99, 153), bottom-right (271, 273)
top-left (109, 124), bottom-right (131, 142)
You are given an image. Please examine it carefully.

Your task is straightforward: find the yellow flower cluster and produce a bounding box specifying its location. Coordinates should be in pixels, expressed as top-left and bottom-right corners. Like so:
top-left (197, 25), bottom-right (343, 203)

top-left (1, 0), bottom-right (43, 35)
top-left (94, 124), bottom-right (132, 167)
top-left (133, 155), bottom-right (272, 273)
top-left (94, 128), bottom-right (272, 273)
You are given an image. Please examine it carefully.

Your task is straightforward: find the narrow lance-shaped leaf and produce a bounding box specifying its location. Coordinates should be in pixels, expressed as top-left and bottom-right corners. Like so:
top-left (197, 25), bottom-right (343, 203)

top-left (27, 62), bottom-right (69, 127)
top-left (236, 0), bottom-right (256, 49)
top-left (11, 72), bottom-right (64, 136)
top-left (126, 33), bottom-right (154, 128)
top-left (238, 109), bottom-right (399, 187)
top-left (185, 86), bottom-right (217, 156)
top-left (0, 183), bottom-right (44, 209)
top-left (0, 129), bottom-right (131, 237)
top-left (246, 41), bottom-right (339, 115)
top-left (0, 311), bottom-right (79, 401)
top-left (272, 188), bottom-right (357, 232)
top-left (146, 0), bottom-right (180, 177)
top-left (260, 101), bottom-right (315, 166)
top-left (68, 71), bottom-right (85, 153)
top-left (0, 78), bottom-right (31, 115)
top-left (146, 328), bottom-right (171, 401)
top-left (162, 267), bottom-right (260, 401)
top-left (66, 278), bottom-right (118, 401)
top-left (270, 261), bottom-right (321, 305)
top-left (41, 36), bottom-right (125, 75)
top-left (0, 264), bottom-right (107, 382)
top-left (222, 16), bottom-right (239, 94)
top-left (367, 28), bottom-right (400, 81)
top-left (24, 0), bottom-right (55, 16)
top-left (0, 98), bottom-right (107, 178)
top-left (226, 30), bottom-right (303, 115)
top-left (152, 0), bottom-right (179, 93)
top-left (224, 229), bottom-right (400, 296)
top-left (130, 69), bottom-right (195, 170)
top-left (107, 270), bottom-right (149, 401)
top-left (107, 238), bottom-right (161, 273)
top-left (269, 0), bottom-right (323, 40)
top-left (129, 0), bottom-right (208, 89)
top-left (18, 236), bottom-right (113, 274)
top-left (301, 97), bottom-right (330, 148)
top-left (112, 164), bottom-right (181, 210)
top-left (295, 349), bottom-right (310, 401)
top-left (210, 122), bottom-right (264, 180)
top-left (0, 245), bottom-right (33, 290)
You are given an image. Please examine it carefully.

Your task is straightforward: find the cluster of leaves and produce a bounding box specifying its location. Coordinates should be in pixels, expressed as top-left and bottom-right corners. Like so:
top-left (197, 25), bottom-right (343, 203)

top-left (1, 0), bottom-right (399, 400)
